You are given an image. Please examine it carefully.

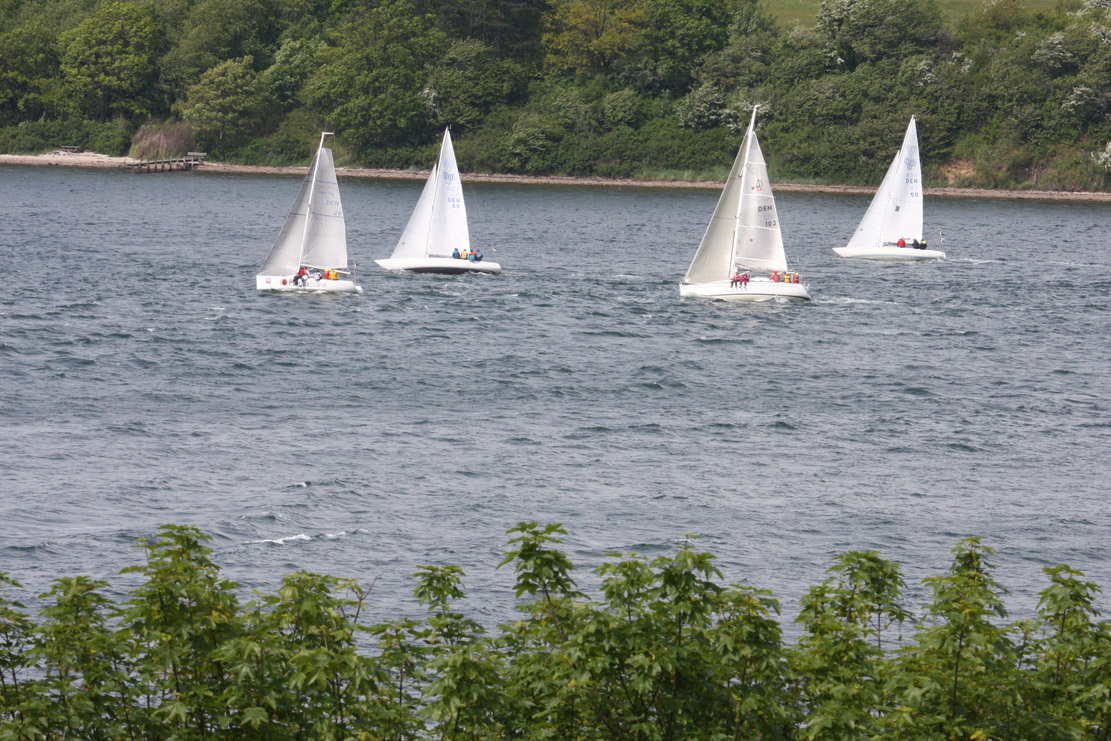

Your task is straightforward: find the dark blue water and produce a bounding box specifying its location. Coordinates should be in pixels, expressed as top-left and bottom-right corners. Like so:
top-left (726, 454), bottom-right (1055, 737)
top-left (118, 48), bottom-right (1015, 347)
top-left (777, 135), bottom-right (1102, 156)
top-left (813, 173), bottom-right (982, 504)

top-left (2, 164), bottom-right (1109, 630)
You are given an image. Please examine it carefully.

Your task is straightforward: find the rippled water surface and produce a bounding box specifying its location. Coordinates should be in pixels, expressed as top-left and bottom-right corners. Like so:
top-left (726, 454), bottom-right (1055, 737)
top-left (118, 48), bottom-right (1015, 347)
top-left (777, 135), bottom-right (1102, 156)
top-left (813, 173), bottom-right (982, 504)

top-left (2, 164), bottom-right (1109, 628)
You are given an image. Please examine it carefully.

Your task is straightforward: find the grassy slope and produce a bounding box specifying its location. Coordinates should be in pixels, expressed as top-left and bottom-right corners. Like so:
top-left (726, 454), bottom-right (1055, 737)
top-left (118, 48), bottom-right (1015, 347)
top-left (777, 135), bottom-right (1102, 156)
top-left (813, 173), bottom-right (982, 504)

top-left (765, 0), bottom-right (1061, 28)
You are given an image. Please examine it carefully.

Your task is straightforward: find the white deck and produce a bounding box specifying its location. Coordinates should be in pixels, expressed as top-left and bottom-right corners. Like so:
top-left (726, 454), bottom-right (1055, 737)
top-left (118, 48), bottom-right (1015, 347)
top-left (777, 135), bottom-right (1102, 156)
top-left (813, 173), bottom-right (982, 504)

top-left (679, 277), bottom-right (811, 302)
top-left (375, 257), bottom-right (502, 274)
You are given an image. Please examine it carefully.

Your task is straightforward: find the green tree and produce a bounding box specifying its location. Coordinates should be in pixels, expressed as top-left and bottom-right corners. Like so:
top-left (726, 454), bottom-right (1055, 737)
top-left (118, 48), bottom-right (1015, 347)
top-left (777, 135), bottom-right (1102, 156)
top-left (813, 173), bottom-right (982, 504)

top-left (635, 0), bottom-right (733, 93)
top-left (542, 0), bottom-right (649, 76)
top-left (160, 0), bottom-right (281, 95)
top-left (32, 576), bottom-right (139, 739)
top-left (1028, 565), bottom-right (1105, 737)
top-left (117, 524), bottom-right (242, 737)
top-left (264, 36), bottom-right (324, 110)
top-left (423, 39), bottom-right (524, 131)
top-left (181, 56), bottom-right (271, 147)
top-left (886, 537), bottom-right (1017, 739)
top-left (0, 573), bottom-right (37, 735)
top-left (58, 0), bottom-right (167, 121)
top-left (246, 570), bottom-right (382, 736)
top-left (0, 21), bottom-right (61, 124)
top-left (305, 0), bottom-right (448, 152)
top-left (816, 0), bottom-right (944, 70)
top-left (791, 551), bottom-right (909, 739)
top-left (416, 565), bottom-right (506, 739)
top-left (417, 0), bottom-right (548, 63)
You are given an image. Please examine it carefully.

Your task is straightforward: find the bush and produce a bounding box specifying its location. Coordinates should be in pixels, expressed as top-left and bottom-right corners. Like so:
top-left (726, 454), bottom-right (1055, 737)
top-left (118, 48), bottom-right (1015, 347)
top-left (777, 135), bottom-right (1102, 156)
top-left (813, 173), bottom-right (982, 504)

top-left (0, 118), bottom-right (133, 155)
top-left (3, 523), bottom-right (1111, 739)
top-left (129, 120), bottom-right (195, 159)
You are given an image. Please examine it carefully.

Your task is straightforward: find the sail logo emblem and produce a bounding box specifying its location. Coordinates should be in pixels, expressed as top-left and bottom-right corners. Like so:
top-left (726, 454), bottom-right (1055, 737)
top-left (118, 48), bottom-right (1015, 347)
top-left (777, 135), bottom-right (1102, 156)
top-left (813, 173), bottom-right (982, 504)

top-left (754, 178), bottom-right (764, 192)
top-left (443, 172), bottom-right (456, 184)
top-left (905, 157), bottom-right (918, 170)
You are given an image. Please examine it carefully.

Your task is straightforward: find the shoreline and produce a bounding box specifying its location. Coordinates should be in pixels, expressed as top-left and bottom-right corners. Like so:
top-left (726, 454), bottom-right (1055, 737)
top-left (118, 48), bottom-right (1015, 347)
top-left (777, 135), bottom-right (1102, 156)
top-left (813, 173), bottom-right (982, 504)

top-left (4, 151), bottom-right (1110, 202)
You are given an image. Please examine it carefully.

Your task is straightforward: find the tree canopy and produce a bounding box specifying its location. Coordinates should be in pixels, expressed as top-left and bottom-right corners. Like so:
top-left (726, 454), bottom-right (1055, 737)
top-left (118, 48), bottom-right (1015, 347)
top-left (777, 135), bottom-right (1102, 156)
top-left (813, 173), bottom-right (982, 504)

top-left (1, 0), bottom-right (1109, 191)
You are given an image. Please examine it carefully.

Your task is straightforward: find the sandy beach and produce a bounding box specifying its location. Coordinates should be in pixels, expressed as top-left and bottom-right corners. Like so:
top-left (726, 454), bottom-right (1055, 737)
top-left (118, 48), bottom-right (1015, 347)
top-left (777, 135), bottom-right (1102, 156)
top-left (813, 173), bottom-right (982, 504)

top-left (4, 150), bottom-right (1110, 202)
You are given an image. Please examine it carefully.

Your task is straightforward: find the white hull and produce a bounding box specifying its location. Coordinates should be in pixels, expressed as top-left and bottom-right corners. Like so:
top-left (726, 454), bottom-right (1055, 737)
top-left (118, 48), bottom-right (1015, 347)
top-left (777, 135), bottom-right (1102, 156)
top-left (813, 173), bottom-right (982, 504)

top-left (679, 277), bottom-right (811, 302)
top-left (256, 274), bottom-right (362, 293)
top-left (833, 245), bottom-right (945, 261)
top-left (375, 257), bottom-right (501, 275)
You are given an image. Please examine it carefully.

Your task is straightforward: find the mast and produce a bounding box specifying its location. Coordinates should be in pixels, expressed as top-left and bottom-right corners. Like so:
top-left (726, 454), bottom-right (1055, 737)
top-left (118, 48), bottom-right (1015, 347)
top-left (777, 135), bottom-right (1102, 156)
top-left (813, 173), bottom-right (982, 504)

top-left (297, 131), bottom-right (332, 267)
top-left (729, 106), bottom-right (759, 271)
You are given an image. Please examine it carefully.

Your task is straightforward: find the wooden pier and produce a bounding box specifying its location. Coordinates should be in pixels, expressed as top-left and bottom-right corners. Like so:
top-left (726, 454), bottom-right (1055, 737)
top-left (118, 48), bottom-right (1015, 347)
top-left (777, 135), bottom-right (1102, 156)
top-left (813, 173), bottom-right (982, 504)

top-left (123, 152), bottom-right (207, 174)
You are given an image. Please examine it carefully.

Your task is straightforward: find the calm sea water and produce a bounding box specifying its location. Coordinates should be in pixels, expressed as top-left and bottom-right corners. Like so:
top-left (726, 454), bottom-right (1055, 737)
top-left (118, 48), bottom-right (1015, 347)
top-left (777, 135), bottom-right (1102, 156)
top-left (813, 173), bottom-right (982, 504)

top-left (1, 164), bottom-right (1109, 631)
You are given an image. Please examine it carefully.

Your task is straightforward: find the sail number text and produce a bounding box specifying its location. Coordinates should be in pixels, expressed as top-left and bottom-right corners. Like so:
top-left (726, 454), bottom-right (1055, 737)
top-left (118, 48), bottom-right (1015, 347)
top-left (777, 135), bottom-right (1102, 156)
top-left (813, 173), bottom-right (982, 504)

top-left (758, 203), bottom-right (776, 227)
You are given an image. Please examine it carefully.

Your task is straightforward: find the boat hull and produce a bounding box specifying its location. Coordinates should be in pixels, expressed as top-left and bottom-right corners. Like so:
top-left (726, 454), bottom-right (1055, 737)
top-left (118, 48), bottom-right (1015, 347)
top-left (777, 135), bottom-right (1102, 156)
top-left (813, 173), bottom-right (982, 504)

top-left (679, 278), bottom-right (811, 302)
top-left (375, 257), bottom-right (501, 274)
top-left (833, 245), bottom-right (945, 261)
top-left (256, 274), bottom-right (362, 293)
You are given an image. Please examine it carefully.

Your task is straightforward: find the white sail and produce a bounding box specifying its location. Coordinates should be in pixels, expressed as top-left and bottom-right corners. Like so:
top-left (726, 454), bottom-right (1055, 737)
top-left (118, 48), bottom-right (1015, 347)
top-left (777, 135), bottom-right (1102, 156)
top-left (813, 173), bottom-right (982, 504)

top-left (846, 116), bottom-right (922, 250)
top-left (392, 162), bottom-right (439, 260)
top-left (733, 118), bottom-right (788, 274)
top-left (258, 138), bottom-right (347, 275)
top-left (388, 128), bottom-right (470, 259)
top-left (299, 147), bottom-right (347, 269)
top-left (684, 129), bottom-right (747, 284)
top-left (259, 163), bottom-right (312, 277)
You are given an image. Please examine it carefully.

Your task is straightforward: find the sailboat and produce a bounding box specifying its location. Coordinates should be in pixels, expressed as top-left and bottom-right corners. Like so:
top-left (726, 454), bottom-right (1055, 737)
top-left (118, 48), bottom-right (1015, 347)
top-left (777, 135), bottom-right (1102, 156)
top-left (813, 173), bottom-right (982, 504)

top-left (833, 116), bottom-right (945, 261)
top-left (679, 106), bottom-right (810, 302)
top-left (375, 128), bottom-right (500, 275)
top-left (256, 132), bottom-right (361, 292)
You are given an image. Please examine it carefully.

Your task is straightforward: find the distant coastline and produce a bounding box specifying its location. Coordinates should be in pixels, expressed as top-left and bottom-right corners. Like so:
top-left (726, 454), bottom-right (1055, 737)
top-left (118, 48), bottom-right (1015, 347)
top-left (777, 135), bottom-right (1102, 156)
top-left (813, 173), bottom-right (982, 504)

top-left (4, 151), bottom-right (1111, 203)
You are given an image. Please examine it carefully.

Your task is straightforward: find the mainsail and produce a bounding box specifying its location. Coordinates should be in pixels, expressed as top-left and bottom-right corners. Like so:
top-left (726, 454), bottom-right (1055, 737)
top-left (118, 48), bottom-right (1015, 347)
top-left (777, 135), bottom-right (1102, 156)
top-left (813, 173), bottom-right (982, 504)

top-left (846, 116), bottom-right (922, 250)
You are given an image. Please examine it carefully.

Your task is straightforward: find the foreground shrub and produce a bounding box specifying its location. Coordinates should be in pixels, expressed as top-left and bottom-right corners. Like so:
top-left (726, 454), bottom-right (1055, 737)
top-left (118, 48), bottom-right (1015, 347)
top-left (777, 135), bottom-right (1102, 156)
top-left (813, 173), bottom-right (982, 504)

top-left (2, 523), bottom-right (1110, 739)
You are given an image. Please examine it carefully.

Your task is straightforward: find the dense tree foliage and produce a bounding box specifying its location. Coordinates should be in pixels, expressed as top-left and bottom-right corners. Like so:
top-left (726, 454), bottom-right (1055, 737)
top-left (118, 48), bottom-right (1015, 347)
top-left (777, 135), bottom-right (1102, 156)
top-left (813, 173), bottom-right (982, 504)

top-left (3, 523), bottom-right (1111, 738)
top-left (1, 0), bottom-right (1110, 189)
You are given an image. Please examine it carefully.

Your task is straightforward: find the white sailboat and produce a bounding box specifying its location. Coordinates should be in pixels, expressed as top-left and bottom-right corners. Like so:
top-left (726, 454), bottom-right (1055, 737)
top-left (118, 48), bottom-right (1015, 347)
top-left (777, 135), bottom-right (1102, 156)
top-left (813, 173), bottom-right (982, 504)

top-left (256, 132), bottom-right (361, 292)
top-left (376, 128), bottom-right (501, 275)
top-left (679, 107), bottom-right (810, 302)
top-left (833, 116), bottom-right (945, 261)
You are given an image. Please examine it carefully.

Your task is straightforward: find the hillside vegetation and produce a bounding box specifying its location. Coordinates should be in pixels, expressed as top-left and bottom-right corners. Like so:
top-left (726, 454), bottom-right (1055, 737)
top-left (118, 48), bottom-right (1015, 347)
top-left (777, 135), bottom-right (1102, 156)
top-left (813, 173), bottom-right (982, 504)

top-left (765, 0), bottom-right (1061, 27)
top-left (2, 0), bottom-right (1111, 190)
top-left (4, 523), bottom-right (1111, 738)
